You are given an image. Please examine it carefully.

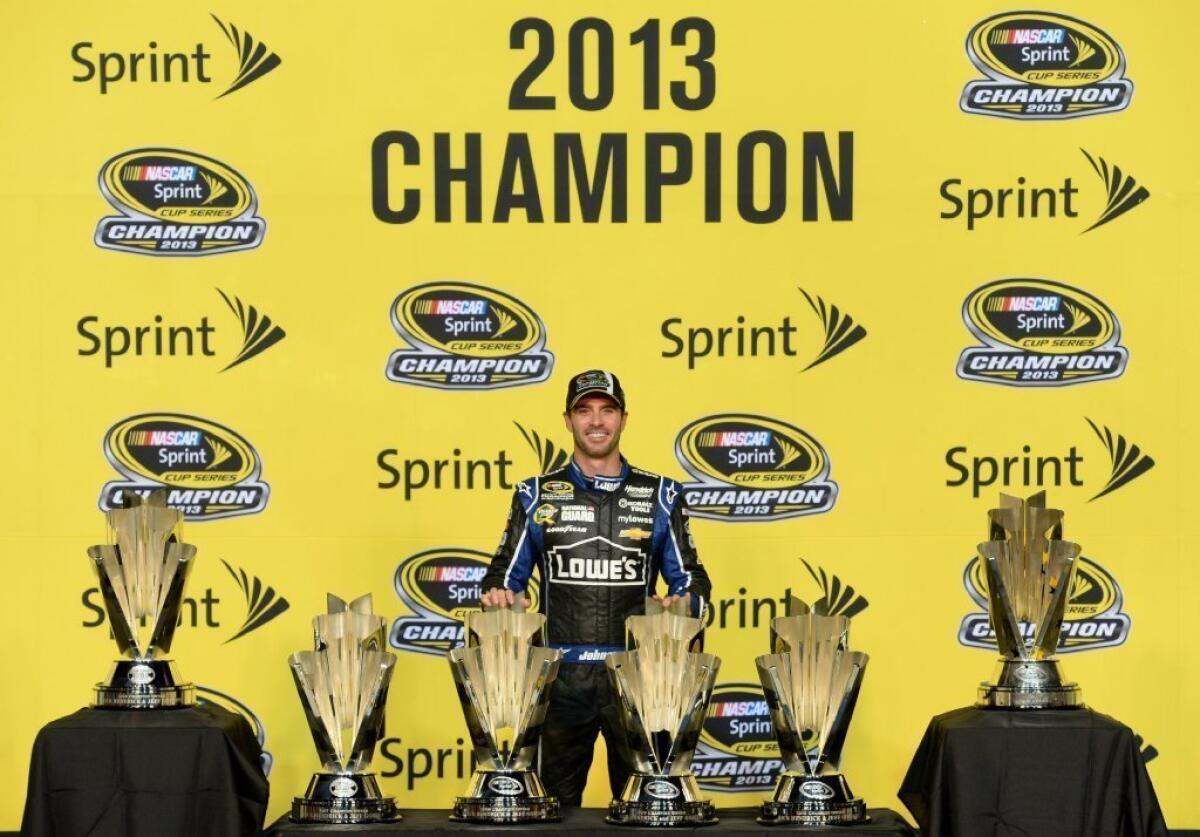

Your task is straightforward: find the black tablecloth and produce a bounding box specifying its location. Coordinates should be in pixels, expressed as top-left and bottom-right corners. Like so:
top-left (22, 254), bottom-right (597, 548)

top-left (21, 703), bottom-right (269, 837)
top-left (266, 807), bottom-right (915, 835)
top-left (899, 706), bottom-right (1168, 837)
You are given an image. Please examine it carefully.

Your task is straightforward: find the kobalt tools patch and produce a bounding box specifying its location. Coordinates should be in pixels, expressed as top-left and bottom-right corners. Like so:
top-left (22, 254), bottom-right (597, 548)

top-left (95, 148), bottom-right (265, 255)
top-left (99, 413), bottom-right (269, 521)
top-left (957, 278), bottom-right (1128, 387)
top-left (959, 553), bottom-right (1130, 652)
top-left (960, 12), bottom-right (1133, 119)
top-left (385, 282), bottom-right (554, 390)
top-left (675, 414), bottom-right (837, 521)
top-left (389, 548), bottom-right (541, 656)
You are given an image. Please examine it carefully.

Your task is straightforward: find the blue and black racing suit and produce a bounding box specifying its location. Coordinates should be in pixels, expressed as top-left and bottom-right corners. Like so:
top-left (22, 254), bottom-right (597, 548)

top-left (481, 458), bottom-right (711, 805)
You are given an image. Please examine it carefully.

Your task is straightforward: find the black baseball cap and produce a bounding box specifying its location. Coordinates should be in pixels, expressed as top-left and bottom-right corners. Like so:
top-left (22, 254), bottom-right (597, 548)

top-left (565, 370), bottom-right (626, 411)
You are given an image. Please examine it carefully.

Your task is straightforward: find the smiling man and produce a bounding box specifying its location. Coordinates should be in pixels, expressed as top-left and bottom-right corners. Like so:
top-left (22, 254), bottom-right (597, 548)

top-left (480, 369), bottom-right (711, 807)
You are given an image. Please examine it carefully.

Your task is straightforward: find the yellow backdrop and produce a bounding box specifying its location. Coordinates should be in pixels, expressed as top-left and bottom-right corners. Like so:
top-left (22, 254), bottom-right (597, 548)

top-left (2, 0), bottom-right (1196, 829)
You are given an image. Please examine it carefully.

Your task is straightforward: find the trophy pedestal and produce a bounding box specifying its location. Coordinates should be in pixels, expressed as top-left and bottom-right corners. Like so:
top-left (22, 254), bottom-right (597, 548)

top-left (607, 774), bottom-right (717, 827)
top-left (290, 772), bottom-right (400, 824)
top-left (450, 769), bottom-right (561, 823)
top-left (978, 658), bottom-right (1084, 709)
top-left (92, 659), bottom-right (195, 709)
top-left (758, 773), bottom-right (868, 826)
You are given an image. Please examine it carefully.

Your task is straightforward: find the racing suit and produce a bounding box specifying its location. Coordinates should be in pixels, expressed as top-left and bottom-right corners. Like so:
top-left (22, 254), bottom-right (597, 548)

top-left (481, 458), bottom-right (711, 806)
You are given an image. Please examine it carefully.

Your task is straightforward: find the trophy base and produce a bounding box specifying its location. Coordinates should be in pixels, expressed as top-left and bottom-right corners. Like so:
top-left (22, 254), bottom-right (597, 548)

top-left (978, 659), bottom-right (1084, 709)
top-left (450, 769), bottom-right (561, 823)
top-left (290, 772), bottom-right (401, 824)
top-left (92, 660), bottom-right (195, 709)
top-left (757, 773), bottom-right (868, 826)
top-left (607, 774), bottom-right (718, 827)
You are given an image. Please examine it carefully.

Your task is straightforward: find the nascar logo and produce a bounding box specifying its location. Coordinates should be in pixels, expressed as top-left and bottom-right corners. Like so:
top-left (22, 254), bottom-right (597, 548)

top-left (386, 281), bottom-right (554, 391)
top-left (99, 412), bottom-right (269, 521)
top-left (95, 148), bottom-right (266, 256)
top-left (390, 549), bottom-right (540, 655)
top-left (960, 12), bottom-right (1133, 120)
top-left (676, 414), bottom-right (838, 522)
top-left (693, 683), bottom-right (782, 791)
top-left (957, 278), bottom-right (1127, 387)
top-left (412, 299), bottom-right (489, 316)
top-left (697, 431), bottom-right (772, 447)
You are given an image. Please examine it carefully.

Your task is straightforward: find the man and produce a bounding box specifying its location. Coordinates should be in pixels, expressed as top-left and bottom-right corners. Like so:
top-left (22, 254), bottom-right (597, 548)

top-left (480, 369), bottom-right (711, 807)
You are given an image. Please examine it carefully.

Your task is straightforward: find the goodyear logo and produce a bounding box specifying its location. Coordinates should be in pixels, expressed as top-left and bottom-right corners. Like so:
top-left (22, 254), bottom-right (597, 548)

top-left (95, 148), bottom-right (265, 255)
top-left (958, 553), bottom-right (1130, 652)
top-left (675, 415), bottom-right (837, 521)
top-left (389, 548), bottom-right (541, 655)
top-left (386, 282), bottom-right (554, 390)
top-left (692, 683), bottom-right (782, 792)
top-left (961, 12), bottom-right (1132, 119)
top-left (957, 279), bottom-right (1127, 387)
top-left (99, 413), bottom-right (269, 521)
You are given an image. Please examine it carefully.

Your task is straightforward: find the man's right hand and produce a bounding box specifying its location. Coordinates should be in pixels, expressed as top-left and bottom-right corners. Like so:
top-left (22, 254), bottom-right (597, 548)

top-left (480, 587), bottom-right (527, 610)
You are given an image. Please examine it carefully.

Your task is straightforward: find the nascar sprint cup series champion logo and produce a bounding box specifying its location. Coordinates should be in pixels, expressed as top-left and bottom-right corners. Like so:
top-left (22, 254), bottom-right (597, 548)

top-left (389, 548), bottom-right (541, 655)
top-left (957, 279), bottom-right (1127, 387)
top-left (94, 148), bottom-right (265, 255)
top-left (692, 683), bottom-right (782, 793)
top-left (385, 282), bottom-right (554, 390)
top-left (99, 413), bottom-right (269, 520)
top-left (675, 415), bottom-right (837, 521)
top-left (960, 12), bottom-right (1133, 120)
top-left (959, 552), bottom-right (1130, 653)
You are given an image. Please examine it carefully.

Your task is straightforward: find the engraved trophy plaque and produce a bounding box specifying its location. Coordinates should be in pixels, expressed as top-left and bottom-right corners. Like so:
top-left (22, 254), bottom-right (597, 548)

top-left (606, 599), bottom-right (720, 827)
top-left (88, 489), bottom-right (197, 709)
top-left (289, 594), bottom-right (400, 824)
top-left (756, 601), bottom-right (869, 825)
top-left (448, 605), bottom-right (563, 823)
top-left (976, 491), bottom-right (1084, 709)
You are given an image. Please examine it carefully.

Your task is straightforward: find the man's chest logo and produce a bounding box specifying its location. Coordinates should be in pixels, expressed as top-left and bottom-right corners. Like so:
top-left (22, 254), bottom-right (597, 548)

top-left (547, 537), bottom-right (647, 586)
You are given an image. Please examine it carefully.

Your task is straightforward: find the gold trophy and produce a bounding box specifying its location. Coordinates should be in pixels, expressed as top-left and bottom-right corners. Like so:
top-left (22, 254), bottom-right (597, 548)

top-left (606, 599), bottom-right (721, 827)
top-left (88, 490), bottom-right (197, 709)
top-left (448, 605), bottom-right (563, 822)
top-left (976, 491), bottom-right (1084, 708)
top-left (756, 601), bottom-right (869, 825)
top-left (289, 594), bottom-right (400, 823)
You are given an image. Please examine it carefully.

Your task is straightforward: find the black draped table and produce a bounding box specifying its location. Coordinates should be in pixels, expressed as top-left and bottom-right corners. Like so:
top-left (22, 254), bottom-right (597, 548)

top-left (899, 706), bottom-right (1168, 837)
top-left (266, 807), bottom-right (915, 835)
top-left (21, 703), bottom-right (269, 837)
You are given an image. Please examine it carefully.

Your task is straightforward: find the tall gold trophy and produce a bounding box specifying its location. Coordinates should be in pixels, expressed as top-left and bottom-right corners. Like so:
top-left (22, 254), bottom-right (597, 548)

top-left (976, 491), bottom-right (1084, 708)
top-left (289, 594), bottom-right (400, 823)
top-left (755, 600), bottom-right (869, 825)
top-left (88, 490), bottom-right (197, 709)
top-left (606, 599), bottom-right (721, 827)
top-left (448, 605), bottom-right (563, 823)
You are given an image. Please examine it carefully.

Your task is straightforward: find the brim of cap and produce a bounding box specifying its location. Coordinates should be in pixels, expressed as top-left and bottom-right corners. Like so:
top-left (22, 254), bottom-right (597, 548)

top-left (567, 388), bottom-right (623, 410)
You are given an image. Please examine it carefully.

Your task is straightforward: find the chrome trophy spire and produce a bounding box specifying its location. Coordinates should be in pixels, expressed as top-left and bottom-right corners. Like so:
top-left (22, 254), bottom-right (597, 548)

top-left (606, 598), bottom-right (721, 827)
top-left (289, 593), bottom-right (399, 823)
top-left (976, 491), bottom-right (1084, 708)
top-left (756, 599), bottom-right (869, 825)
top-left (88, 489), bottom-right (197, 709)
top-left (448, 604), bottom-right (562, 822)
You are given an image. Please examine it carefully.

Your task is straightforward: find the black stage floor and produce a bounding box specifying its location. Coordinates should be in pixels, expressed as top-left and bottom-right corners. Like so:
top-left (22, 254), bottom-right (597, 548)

top-left (266, 807), bottom-right (915, 835)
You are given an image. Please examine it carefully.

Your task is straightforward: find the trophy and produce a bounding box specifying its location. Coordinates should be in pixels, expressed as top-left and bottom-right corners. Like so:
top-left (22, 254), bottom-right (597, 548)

top-left (605, 599), bottom-right (720, 827)
top-left (755, 600), bottom-right (869, 825)
top-left (448, 606), bottom-right (562, 823)
top-left (976, 491), bottom-right (1084, 709)
top-left (88, 490), bottom-right (197, 709)
top-left (289, 594), bottom-right (400, 824)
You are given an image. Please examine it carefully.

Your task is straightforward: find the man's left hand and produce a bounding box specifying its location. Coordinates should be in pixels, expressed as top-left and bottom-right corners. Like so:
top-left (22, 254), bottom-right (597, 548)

top-left (656, 592), bottom-right (692, 611)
